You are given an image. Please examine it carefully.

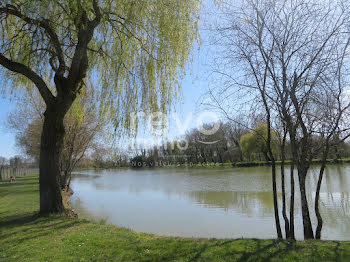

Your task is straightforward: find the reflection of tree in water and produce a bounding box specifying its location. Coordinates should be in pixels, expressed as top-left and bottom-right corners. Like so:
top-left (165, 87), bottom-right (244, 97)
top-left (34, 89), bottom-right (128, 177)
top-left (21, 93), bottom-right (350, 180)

top-left (318, 191), bottom-right (350, 237)
top-left (72, 173), bottom-right (100, 181)
top-left (302, 166), bottom-right (350, 238)
top-left (188, 191), bottom-right (276, 217)
top-left (187, 166), bottom-right (350, 237)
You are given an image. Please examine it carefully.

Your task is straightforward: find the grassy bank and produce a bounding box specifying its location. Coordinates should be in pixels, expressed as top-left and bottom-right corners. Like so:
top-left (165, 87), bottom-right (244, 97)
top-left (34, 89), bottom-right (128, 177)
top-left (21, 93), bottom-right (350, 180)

top-left (1, 175), bottom-right (350, 261)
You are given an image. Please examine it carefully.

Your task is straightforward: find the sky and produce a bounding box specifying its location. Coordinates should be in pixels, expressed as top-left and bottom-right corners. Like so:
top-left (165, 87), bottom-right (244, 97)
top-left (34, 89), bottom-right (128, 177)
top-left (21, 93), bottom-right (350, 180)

top-left (0, 95), bottom-right (17, 157)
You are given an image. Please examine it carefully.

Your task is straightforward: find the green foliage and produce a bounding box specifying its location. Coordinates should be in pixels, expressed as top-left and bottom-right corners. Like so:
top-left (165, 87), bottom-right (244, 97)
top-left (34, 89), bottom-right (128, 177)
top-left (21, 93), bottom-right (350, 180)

top-left (1, 174), bottom-right (350, 261)
top-left (0, 0), bottom-right (200, 134)
top-left (240, 123), bottom-right (279, 160)
top-left (240, 132), bottom-right (257, 160)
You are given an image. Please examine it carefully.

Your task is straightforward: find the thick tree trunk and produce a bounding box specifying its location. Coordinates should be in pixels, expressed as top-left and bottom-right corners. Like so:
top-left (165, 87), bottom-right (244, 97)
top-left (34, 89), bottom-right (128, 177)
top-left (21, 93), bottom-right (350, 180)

top-left (298, 169), bottom-right (314, 239)
top-left (289, 162), bottom-right (295, 240)
top-left (39, 108), bottom-right (65, 214)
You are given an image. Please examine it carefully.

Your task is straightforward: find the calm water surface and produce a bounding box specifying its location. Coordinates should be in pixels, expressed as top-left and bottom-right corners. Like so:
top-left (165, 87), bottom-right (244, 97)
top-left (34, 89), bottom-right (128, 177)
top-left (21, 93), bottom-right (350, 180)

top-left (70, 166), bottom-right (350, 240)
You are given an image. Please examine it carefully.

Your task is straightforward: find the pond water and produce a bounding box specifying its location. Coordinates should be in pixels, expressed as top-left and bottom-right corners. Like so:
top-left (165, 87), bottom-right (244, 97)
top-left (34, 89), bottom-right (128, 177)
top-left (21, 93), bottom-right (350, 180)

top-left (70, 165), bottom-right (350, 240)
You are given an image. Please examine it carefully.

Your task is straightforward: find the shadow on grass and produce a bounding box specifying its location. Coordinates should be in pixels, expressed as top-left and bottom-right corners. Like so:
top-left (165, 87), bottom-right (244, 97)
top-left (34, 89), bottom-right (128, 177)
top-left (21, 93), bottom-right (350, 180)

top-left (1, 211), bottom-right (88, 245)
top-left (185, 238), bottom-right (348, 262)
top-left (236, 240), bottom-right (296, 262)
top-left (236, 239), bottom-right (347, 262)
top-left (0, 212), bottom-right (40, 228)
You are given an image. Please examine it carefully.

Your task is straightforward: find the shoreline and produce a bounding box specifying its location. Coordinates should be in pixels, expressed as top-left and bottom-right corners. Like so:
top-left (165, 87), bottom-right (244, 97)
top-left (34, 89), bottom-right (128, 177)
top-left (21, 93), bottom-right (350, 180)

top-left (74, 158), bottom-right (350, 171)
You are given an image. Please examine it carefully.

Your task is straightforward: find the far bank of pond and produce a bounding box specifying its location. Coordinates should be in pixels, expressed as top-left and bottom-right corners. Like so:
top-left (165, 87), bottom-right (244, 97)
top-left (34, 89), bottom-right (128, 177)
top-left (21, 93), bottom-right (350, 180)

top-left (71, 165), bottom-right (350, 241)
top-left (127, 158), bottom-right (350, 169)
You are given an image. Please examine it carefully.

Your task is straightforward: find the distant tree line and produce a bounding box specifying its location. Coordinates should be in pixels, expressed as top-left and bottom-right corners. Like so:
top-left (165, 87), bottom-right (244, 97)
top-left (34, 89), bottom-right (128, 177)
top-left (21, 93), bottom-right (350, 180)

top-left (76, 143), bottom-right (130, 169)
top-left (0, 155), bottom-right (35, 168)
top-left (136, 121), bottom-right (350, 165)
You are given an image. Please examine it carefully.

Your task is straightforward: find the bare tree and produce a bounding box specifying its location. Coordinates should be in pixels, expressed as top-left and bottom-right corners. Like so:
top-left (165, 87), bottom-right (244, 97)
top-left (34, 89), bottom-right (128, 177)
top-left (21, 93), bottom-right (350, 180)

top-left (312, 48), bottom-right (350, 239)
top-left (223, 120), bottom-right (247, 161)
top-left (210, 0), bottom-right (350, 239)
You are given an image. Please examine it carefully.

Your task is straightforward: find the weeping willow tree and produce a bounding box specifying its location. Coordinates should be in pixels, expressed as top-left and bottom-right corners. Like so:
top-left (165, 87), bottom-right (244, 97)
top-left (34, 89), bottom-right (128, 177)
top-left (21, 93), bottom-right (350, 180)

top-left (0, 0), bottom-right (200, 213)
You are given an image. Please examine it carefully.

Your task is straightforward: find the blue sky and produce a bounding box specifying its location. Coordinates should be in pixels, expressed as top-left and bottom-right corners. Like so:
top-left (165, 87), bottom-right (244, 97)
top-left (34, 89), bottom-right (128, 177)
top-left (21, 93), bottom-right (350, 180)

top-left (0, 95), bottom-right (17, 157)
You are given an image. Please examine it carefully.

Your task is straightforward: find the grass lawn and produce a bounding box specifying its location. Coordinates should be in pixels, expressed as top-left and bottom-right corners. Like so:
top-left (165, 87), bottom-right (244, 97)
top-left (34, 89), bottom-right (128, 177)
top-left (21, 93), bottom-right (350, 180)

top-left (1, 174), bottom-right (350, 261)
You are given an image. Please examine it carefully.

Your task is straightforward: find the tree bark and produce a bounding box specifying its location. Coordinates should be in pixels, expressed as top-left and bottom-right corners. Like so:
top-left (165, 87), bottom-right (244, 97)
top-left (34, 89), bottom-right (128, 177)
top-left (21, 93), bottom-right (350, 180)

top-left (298, 169), bottom-right (314, 239)
top-left (280, 140), bottom-right (290, 238)
top-left (315, 164), bottom-right (326, 239)
top-left (272, 160), bottom-right (283, 239)
top-left (66, 170), bottom-right (73, 192)
top-left (289, 162), bottom-right (295, 240)
top-left (39, 107), bottom-right (65, 214)
top-left (315, 145), bottom-right (329, 239)
top-left (281, 158), bottom-right (290, 238)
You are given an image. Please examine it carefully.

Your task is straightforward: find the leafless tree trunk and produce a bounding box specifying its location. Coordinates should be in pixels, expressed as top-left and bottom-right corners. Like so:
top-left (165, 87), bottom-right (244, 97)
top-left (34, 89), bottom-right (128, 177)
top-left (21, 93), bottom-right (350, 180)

top-left (261, 91), bottom-right (283, 239)
top-left (289, 162), bottom-right (295, 240)
top-left (314, 144), bottom-right (329, 239)
top-left (280, 129), bottom-right (290, 238)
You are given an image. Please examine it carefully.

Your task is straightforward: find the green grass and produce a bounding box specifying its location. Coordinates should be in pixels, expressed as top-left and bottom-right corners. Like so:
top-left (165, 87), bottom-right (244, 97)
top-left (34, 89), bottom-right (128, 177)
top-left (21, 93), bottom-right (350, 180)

top-left (1, 175), bottom-right (350, 261)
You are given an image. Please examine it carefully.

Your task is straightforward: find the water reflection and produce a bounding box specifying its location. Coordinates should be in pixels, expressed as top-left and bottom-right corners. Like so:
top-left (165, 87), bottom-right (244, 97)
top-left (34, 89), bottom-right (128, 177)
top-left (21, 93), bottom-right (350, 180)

top-left (70, 165), bottom-right (350, 240)
top-left (189, 191), bottom-right (275, 216)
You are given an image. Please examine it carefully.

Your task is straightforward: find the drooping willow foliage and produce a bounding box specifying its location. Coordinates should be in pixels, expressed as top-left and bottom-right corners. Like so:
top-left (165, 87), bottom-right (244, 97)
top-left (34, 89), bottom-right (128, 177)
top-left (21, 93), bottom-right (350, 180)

top-left (0, 0), bottom-right (201, 135)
